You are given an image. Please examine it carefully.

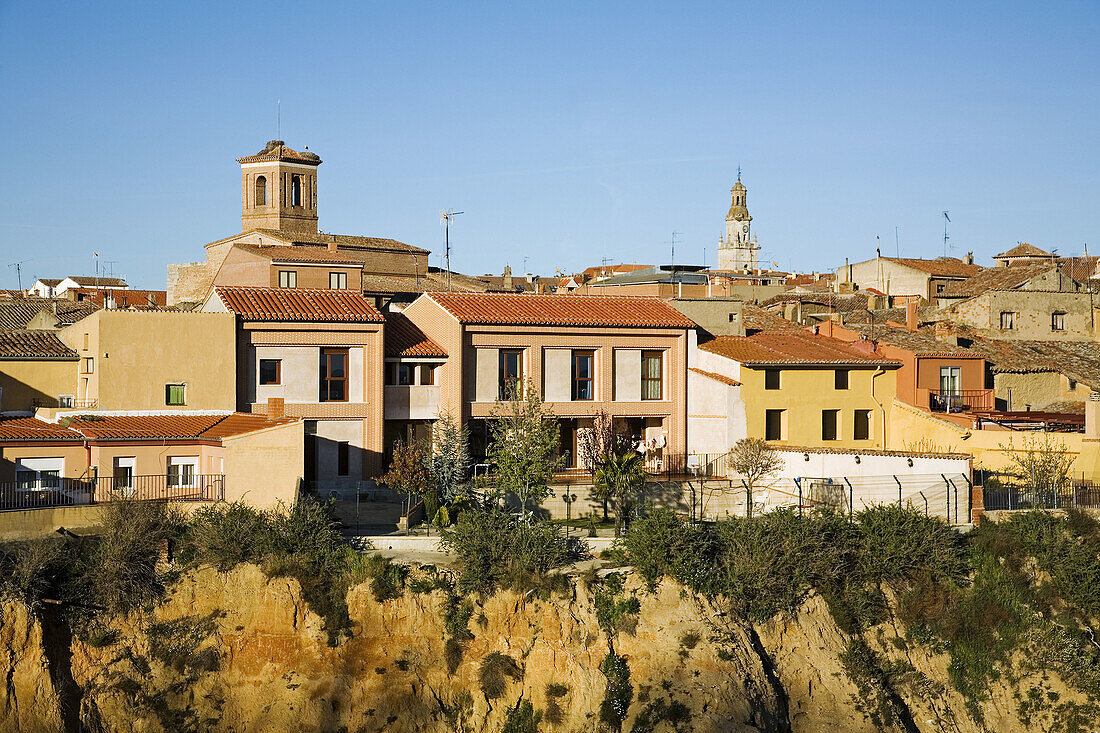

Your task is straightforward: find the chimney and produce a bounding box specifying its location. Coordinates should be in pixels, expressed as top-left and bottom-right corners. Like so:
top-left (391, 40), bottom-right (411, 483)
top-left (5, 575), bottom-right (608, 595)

top-left (965, 251), bottom-right (974, 265)
top-left (266, 397), bottom-right (285, 419)
top-left (327, 240), bottom-right (338, 253)
top-left (906, 300), bottom-right (918, 331)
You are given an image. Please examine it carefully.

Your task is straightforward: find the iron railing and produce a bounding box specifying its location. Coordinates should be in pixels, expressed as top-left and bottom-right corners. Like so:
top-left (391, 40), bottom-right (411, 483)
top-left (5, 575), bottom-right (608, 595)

top-left (930, 389), bottom-right (994, 413)
top-left (0, 474), bottom-right (224, 512)
top-left (31, 397), bottom-right (99, 409)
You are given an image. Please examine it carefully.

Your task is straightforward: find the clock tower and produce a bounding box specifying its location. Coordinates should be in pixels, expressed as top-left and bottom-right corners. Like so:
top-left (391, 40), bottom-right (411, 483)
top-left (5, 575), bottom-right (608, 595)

top-left (717, 172), bottom-right (760, 271)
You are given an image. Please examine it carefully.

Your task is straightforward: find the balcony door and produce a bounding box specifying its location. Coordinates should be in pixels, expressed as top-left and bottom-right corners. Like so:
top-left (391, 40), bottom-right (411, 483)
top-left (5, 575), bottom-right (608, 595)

top-left (939, 366), bottom-right (961, 396)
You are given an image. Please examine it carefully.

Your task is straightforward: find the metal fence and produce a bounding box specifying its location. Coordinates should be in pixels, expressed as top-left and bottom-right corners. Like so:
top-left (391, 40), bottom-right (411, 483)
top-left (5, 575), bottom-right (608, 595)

top-left (0, 474), bottom-right (224, 512)
top-left (978, 470), bottom-right (1100, 511)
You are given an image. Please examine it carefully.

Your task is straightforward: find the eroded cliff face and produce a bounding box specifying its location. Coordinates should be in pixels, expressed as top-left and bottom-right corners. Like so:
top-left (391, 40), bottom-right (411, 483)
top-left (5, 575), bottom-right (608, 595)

top-left (0, 565), bottom-right (1087, 732)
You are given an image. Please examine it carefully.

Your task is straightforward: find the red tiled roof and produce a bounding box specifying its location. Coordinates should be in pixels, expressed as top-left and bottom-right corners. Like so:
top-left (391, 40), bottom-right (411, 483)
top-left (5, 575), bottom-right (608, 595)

top-left (700, 331), bottom-right (901, 366)
top-left (234, 243), bottom-right (363, 266)
top-left (995, 242), bottom-right (1052, 259)
top-left (773, 444), bottom-right (973, 460)
top-left (214, 286), bottom-right (384, 322)
top-left (236, 140), bottom-right (321, 165)
top-left (742, 304), bottom-right (804, 333)
top-left (252, 229), bottom-right (428, 254)
top-left (941, 264), bottom-right (1055, 297)
top-left (0, 330), bottom-right (78, 359)
top-left (0, 413), bottom-right (295, 443)
top-left (689, 367), bottom-right (741, 386)
top-left (385, 312), bottom-right (447, 358)
top-left (881, 257), bottom-right (981, 278)
top-left (423, 292), bottom-right (696, 328)
top-left (0, 418), bottom-right (82, 441)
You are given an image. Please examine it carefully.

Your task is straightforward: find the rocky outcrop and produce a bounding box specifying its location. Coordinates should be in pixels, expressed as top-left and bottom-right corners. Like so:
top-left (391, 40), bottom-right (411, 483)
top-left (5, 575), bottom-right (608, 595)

top-left (0, 565), bottom-right (1089, 732)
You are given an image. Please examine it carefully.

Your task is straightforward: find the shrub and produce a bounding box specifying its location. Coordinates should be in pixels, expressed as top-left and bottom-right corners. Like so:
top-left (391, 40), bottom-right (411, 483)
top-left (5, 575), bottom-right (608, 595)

top-left (479, 651), bottom-right (522, 699)
top-left (444, 637), bottom-right (465, 675)
top-left (545, 683), bottom-right (569, 725)
top-left (0, 537), bottom-right (64, 610)
top-left (440, 511), bottom-right (572, 594)
top-left (599, 652), bottom-right (632, 730)
top-left (857, 504), bottom-right (967, 586)
top-left (501, 700), bottom-right (542, 733)
top-left (185, 501), bottom-right (270, 571)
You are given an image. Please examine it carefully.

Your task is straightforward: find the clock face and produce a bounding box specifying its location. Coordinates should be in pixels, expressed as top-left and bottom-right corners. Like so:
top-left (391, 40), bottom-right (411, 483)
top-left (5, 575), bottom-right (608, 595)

top-left (742, 225), bottom-right (749, 233)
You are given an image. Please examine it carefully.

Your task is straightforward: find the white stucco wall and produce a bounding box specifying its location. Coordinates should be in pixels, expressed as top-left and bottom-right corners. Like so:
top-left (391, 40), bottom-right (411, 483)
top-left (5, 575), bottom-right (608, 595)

top-left (251, 345), bottom-right (365, 404)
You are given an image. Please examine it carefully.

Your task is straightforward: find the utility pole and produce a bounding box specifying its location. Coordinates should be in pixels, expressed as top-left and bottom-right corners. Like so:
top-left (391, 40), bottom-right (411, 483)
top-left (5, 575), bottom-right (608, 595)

top-left (8, 260), bottom-right (30, 291)
top-left (440, 209), bottom-right (463, 291)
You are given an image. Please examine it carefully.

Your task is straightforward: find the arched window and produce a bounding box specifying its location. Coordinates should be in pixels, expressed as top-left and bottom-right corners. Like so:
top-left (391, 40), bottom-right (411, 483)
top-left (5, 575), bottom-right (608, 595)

top-left (255, 176), bottom-right (267, 206)
top-left (291, 175), bottom-right (301, 207)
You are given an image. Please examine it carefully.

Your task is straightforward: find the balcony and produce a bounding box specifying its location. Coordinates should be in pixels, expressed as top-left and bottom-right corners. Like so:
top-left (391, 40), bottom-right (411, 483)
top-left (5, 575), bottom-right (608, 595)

top-left (930, 389), bottom-right (994, 413)
top-left (0, 474), bottom-right (224, 512)
top-left (32, 398), bottom-right (99, 409)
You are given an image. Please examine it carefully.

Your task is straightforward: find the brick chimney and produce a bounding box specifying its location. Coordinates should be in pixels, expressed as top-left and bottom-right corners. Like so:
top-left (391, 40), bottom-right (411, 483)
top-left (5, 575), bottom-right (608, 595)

top-left (906, 300), bottom-right (918, 331)
top-left (266, 397), bottom-right (285, 419)
top-left (327, 238), bottom-right (338, 253)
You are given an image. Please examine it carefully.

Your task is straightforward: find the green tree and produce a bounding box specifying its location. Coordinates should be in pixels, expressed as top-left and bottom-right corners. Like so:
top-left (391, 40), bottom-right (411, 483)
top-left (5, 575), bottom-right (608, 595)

top-left (593, 451), bottom-right (648, 537)
top-left (487, 382), bottom-right (562, 516)
top-left (431, 411), bottom-right (470, 504)
top-left (382, 441), bottom-right (436, 517)
top-left (728, 438), bottom-right (783, 518)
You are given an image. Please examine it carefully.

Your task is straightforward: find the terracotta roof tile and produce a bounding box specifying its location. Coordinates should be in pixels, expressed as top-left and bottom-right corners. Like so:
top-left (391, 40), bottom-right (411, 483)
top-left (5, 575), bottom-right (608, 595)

top-left (0, 413), bottom-right (295, 443)
top-left (741, 304), bottom-right (803, 333)
top-left (700, 331), bottom-right (900, 366)
top-left (849, 325), bottom-right (978, 357)
top-left (688, 367), bottom-right (741, 386)
top-left (0, 330), bottom-right (78, 359)
top-left (385, 312), bottom-right (447, 358)
top-left (423, 292), bottom-right (696, 328)
top-left (941, 264), bottom-right (1056, 297)
top-left (215, 286), bottom-right (384, 322)
top-left (233, 243), bottom-right (363, 266)
top-left (880, 257), bottom-right (981, 278)
top-left (0, 300), bottom-right (99, 329)
top-left (252, 229), bottom-right (428, 254)
top-left (0, 418), bottom-right (81, 441)
top-left (236, 140), bottom-right (321, 165)
top-left (772, 444), bottom-right (973, 460)
top-left (65, 276), bottom-right (128, 288)
top-left (995, 242), bottom-right (1052, 259)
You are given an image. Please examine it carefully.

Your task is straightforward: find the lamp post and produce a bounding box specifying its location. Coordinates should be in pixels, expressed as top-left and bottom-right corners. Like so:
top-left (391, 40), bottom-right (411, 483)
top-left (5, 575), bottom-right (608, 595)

top-left (561, 492), bottom-right (577, 537)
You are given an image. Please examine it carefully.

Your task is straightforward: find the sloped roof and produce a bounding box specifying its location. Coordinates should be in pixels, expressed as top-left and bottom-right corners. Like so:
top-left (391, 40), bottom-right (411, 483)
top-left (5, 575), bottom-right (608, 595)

top-left (252, 229), bottom-right (427, 254)
top-left (214, 286), bottom-right (385, 322)
top-left (360, 272), bottom-right (489, 295)
top-left (700, 331), bottom-right (900, 367)
top-left (0, 413), bottom-right (294, 442)
top-left (423, 292), bottom-right (696, 328)
top-left (941, 264), bottom-right (1057, 297)
top-left (848, 325), bottom-right (977, 358)
top-left (35, 279), bottom-right (62, 287)
top-left (65, 276), bottom-right (128, 288)
top-left (237, 139), bottom-right (321, 165)
top-left (880, 257), bottom-right (981, 278)
top-left (0, 299), bottom-right (99, 329)
top-left (0, 330), bottom-right (78, 359)
top-left (995, 242), bottom-right (1052, 259)
top-left (385, 312), bottom-right (447, 358)
top-left (772, 444), bottom-right (972, 460)
top-left (233, 243), bottom-right (363, 266)
top-left (741, 304), bottom-right (803, 333)
top-left (688, 367), bottom-right (741, 386)
top-left (968, 338), bottom-right (1100, 387)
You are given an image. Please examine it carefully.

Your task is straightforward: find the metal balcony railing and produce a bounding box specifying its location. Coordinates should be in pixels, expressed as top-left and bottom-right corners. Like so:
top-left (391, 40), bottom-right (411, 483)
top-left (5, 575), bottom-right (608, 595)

top-left (930, 389), bottom-right (994, 413)
top-left (0, 474), bottom-right (224, 512)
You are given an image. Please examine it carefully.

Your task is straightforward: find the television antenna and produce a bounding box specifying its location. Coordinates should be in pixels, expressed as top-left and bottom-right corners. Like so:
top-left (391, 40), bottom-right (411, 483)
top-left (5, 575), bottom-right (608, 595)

top-left (942, 211), bottom-right (951, 257)
top-left (8, 260), bottom-right (30, 291)
top-left (667, 231), bottom-right (682, 270)
top-left (439, 209), bottom-right (463, 291)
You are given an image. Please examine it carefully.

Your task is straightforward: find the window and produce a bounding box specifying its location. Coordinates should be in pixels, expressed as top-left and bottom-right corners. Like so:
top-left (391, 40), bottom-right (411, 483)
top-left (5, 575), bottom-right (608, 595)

top-left (642, 350), bottom-right (663, 400)
top-left (1000, 311), bottom-right (1017, 330)
top-left (113, 457), bottom-right (135, 491)
top-left (255, 175), bottom-right (267, 206)
top-left (571, 350), bottom-right (595, 400)
top-left (165, 383), bottom-right (186, 405)
top-left (337, 441), bottom-right (349, 476)
top-left (420, 364), bottom-right (435, 386)
top-left (82, 332), bottom-right (89, 350)
top-left (835, 369), bottom-right (849, 390)
top-left (764, 369), bottom-right (781, 390)
top-left (15, 458), bottom-right (62, 489)
top-left (291, 174), bottom-right (302, 206)
top-left (398, 363), bottom-right (414, 386)
top-left (935, 283), bottom-right (946, 294)
top-left (329, 272), bottom-right (347, 289)
top-left (822, 409), bottom-right (839, 441)
top-left (939, 366), bottom-right (961, 396)
top-left (320, 348), bottom-right (349, 401)
top-left (765, 409), bottom-right (785, 441)
top-left (166, 457), bottom-right (197, 488)
top-left (259, 359), bottom-right (281, 385)
top-left (278, 270), bottom-right (297, 288)
top-left (499, 349), bottom-right (523, 399)
top-left (1069, 379), bottom-right (1078, 391)
top-left (854, 410), bottom-right (872, 440)
top-left (385, 362), bottom-right (398, 385)
top-left (1052, 311), bottom-right (1066, 331)
top-left (82, 357), bottom-right (94, 374)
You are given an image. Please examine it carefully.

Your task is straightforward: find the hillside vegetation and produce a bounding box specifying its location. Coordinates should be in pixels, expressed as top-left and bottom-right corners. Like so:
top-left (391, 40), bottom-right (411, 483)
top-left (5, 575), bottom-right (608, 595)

top-left (2, 500), bottom-right (1100, 731)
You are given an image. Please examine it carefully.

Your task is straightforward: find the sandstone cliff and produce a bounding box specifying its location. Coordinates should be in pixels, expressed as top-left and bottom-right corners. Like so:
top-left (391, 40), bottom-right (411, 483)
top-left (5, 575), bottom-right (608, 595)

top-left (0, 564), bottom-right (1088, 732)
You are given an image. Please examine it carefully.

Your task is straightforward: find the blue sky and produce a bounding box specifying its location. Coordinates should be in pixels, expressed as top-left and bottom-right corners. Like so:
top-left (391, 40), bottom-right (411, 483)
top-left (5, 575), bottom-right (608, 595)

top-left (1, 1), bottom-right (1097, 288)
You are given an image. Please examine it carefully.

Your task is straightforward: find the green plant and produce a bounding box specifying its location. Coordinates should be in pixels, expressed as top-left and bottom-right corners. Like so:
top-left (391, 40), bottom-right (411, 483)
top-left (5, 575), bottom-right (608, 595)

top-left (501, 699), bottom-right (542, 733)
top-left (486, 382), bottom-right (563, 513)
top-left (592, 451), bottom-right (648, 537)
top-left (431, 411), bottom-right (470, 504)
top-left (600, 652), bottom-right (633, 731)
top-left (727, 438), bottom-right (782, 518)
top-left (184, 501), bottom-right (270, 571)
top-left (440, 510), bottom-right (572, 594)
top-left (0, 537), bottom-right (64, 610)
top-left (479, 651), bottom-right (522, 699)
top-left (382, 440), bottom-right (436, 518)
top-left (545, 683), bottom-right (569, 725)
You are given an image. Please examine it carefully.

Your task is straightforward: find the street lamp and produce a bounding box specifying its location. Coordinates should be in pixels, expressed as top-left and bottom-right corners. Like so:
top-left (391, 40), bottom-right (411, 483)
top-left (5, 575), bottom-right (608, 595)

top-left (561, 492), bottom-right (578, 537)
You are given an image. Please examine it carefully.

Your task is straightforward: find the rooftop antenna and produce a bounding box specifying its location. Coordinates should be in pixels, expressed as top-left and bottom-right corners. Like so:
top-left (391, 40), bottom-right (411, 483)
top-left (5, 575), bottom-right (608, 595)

top-left (668, 231), bottom-right (681, 271)
top-left (277, 100), bottom-right (281, 139)
top-left (895, 226), bottom-right (900, 258)
top-left (94, 251), bottom-right (100, 290)
top-left (103, 260), bottom-right (119, 279)
top-left (8, 260), bottom-right (30, 291)
top-left (942, 211), bottom-right (951, 257)
top-left (440, 209), bottom-right (464, 291)
top-left (523, 256), bottom-right (530, 276)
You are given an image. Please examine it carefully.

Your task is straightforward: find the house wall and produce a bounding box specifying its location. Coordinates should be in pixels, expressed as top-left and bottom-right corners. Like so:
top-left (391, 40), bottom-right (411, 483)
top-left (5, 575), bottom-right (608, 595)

top-left (687, 370), bottom-right (744, 454)
top-left (948, 291), bottom-right (1095, 340)
top-left (914, 355), bottom-right (986, 408)
top-left (383, 385), bottom-right (440, 420)
top-left (668, 298), bottom-right (745, 336)
top-left (222, 421), bottom-right (303, 508)
top-left (840, 259), bottom-right (930, 298)
top-left (0, 359), bottom-right (77, 412)
top-left (992, 372), bottom-right (1092, 411)
top-left (60, 310), bottom-right (237, 411)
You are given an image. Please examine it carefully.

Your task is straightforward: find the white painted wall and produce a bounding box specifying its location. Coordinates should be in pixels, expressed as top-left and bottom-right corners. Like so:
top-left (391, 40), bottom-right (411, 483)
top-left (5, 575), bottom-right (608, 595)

top-left (251, 345), bottom-right (365, 404)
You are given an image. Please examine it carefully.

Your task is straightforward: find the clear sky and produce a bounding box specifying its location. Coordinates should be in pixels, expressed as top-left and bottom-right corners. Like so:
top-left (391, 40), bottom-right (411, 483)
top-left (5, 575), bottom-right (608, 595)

top-left (1, 1), bottom-right (1098, 289)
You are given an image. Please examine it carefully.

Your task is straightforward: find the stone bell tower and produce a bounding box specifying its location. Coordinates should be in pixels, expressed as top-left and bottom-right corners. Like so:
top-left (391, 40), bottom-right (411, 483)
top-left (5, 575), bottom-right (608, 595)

top-left (237, 140), bottom-right (321, 234)
top-left (716, 172), bottom-right (760, 271)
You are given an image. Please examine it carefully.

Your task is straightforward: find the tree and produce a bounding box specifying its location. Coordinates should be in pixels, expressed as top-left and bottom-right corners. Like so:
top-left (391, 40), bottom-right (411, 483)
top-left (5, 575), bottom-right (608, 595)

top-left (1003, 433), bottom-right (1076, 505)
top-left (728, 438), bottom-right (783, 518)
top-left (487, 382), bottom-right (562, 515)
top-left (593, 451), bottom-right (648, 537)
top-left (382, 441), bottom-right (436, 517)
top-left (431, 411), bottom-right (470, 504)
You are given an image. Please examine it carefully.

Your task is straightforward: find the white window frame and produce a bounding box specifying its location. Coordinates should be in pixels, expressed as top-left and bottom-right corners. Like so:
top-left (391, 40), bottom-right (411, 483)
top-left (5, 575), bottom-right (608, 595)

top-left (166, 456), bottom-right (199, 489)
top-left (15, 458), bottom-right (63, 490)
top-left (113, 456), bottom-right (136, 495)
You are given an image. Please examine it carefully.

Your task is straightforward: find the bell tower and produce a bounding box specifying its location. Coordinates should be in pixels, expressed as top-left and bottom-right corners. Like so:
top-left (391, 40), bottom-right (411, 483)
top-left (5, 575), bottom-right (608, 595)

top-left (717, 171), bottom-right (760, 271)
top-left (237, 140), bottom-right (321, 234)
